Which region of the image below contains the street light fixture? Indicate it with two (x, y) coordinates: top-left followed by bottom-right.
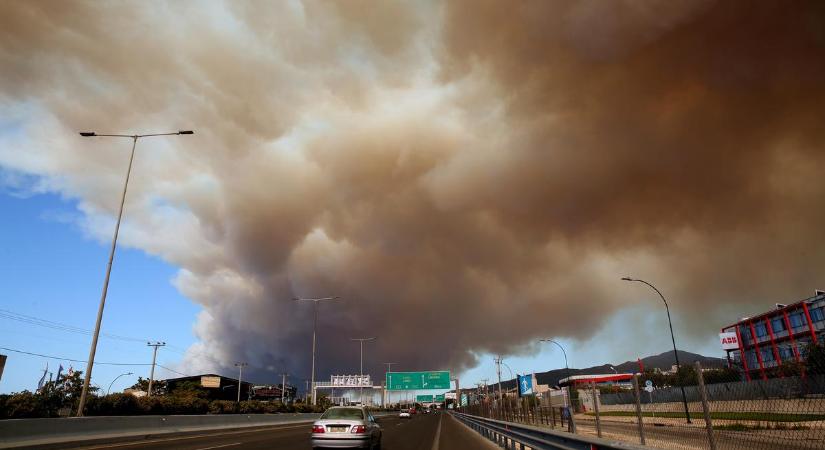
(621, 276), (691, 423)
(76, 130), (193, 416)
(539, 339), (570, 386)
(351, 337), (376, 406)
(106, 372), (133, 396)
(294, 296), (340, 405)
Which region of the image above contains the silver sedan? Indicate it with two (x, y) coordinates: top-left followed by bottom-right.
(311, 406), (382, 449)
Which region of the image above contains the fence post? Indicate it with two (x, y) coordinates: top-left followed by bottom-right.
(591, 381), (602, 438)
(567, 386), (581, 434)
(695, 361), (717, 450)
(632, 374), (646, 446)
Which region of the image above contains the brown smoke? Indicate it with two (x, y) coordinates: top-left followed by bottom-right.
(1, 0), (824, 381)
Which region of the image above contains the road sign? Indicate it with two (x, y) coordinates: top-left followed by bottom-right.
(417, 394), (434, 402)
(517, 374), (533, 396)
(386, 371), (450, 390)
(645, 380), (653, 387)
(460, 393), (468, 406)
(644, 385), (654, 393)
(435, 394), (445, 402)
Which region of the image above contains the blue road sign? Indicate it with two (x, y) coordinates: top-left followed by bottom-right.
(517, 374), (533, 396)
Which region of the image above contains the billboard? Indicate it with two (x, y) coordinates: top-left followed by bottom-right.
(460, 393), (468, 406)
(386, 371), (450, 390)
(719, 332), (740, 350)
(517, 374), (534, 396)
(201, 376), (221, 388)
(331, 375), (372, 387)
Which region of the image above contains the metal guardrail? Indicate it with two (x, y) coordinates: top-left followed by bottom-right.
(452, 412), (647, 450)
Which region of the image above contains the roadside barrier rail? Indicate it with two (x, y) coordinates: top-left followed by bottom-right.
(452, 411), (646, 450)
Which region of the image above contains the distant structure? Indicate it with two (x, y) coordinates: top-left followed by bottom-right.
(721, 291), (825, 380)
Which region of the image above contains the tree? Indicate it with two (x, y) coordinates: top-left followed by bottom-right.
(128, 377), (167, 396)
(806, 342), (825, 375)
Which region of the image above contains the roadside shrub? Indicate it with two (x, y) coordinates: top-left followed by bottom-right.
(87, 393), (142, 416)
(208, 400), (238, 414)
(0, 391), (51, 419)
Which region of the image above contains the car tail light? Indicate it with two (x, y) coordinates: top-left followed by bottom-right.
(312, 425), (325, 433)
(351, 425), (367, 434)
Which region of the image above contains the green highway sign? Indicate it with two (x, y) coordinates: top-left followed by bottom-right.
(435, 394), (445, 402)
(416, 394), (434, 402)
(386, 371), (451, 390)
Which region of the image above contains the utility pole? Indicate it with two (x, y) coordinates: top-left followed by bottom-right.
(146, 342), (166, 397)
(75, 130), (193, 416)
(294, 296), (340, 405)
(305, 379), (310, 402)
(281, 373), (288, 404)
(351, 337), (376, 405)
(495, 356), (503, 402)
(235, 362), (248, 403)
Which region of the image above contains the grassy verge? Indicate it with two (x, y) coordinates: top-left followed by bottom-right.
(586, 411), (825, 422)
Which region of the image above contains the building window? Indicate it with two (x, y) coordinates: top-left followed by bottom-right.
(778, 346), (795, 361)
(811, 307), (824, 322)
(790, 313), (805, 328)
(746, 350), (758, 367)
(760, 348), (774, 362)
(740, 326), (752, 341)
(755, 323), (768, 338)
(772, 317), (786, 332)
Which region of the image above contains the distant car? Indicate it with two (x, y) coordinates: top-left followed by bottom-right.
(399, 409), (411, 418)
(311, 406), (382, 449)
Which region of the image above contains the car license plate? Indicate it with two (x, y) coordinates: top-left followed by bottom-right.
(329, 426), (348, 433)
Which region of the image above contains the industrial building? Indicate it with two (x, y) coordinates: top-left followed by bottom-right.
(721, 291), (825, 380)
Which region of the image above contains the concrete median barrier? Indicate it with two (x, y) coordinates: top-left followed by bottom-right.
(0, 413), (323, 449)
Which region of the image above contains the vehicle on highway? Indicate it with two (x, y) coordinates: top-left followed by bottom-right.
(399, 409), (411, 418)
(311, 406), (382, 449)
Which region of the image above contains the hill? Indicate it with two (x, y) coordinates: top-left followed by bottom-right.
(491, 350), (725, 390)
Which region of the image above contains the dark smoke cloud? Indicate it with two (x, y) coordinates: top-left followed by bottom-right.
(1, 0), (824, 382)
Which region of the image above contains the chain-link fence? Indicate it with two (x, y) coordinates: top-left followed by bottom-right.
(459, 353), (825, 449)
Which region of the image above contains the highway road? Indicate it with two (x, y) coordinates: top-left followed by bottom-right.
(23, 412), (498, 450)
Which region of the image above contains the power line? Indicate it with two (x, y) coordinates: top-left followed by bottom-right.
(0, 309), (146, 343)
(156, 364), (192, 377)
(0, 346), (152, 366)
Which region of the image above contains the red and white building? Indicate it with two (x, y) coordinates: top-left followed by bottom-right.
(721, 291), (825, 380)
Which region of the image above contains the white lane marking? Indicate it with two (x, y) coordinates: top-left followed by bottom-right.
(431, 414), (442, 450)
(70, 424), (309, 449)
(194, 443), (242, 450)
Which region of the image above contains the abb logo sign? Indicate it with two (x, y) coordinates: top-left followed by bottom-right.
(719, 332), (739, 350)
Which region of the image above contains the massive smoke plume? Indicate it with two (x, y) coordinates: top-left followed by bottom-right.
(1, 0), (824, 382)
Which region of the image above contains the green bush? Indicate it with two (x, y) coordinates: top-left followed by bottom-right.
(208, 400), (238, 414)
(86, 393), (142, 416)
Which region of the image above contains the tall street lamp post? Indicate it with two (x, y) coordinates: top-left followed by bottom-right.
(294, 297), (339, 405)
(383, 362), (397, 407)
(106, 372), (133, 396)
(351, 337), (376, 405)
(622, 276), (691, 423)
(76, 130), (193, 416)
(235, 362), (248, 403)
(539, 339), (570, 384)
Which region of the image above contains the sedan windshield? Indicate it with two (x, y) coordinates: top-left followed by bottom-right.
(321, 408), (364, 420)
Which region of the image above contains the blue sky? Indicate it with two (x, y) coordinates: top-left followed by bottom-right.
(0, 189), (199, 394)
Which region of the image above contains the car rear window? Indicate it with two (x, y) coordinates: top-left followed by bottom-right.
(321, 408), (364, 420)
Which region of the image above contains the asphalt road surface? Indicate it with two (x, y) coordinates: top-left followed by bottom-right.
(35, 412), (498, 450)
